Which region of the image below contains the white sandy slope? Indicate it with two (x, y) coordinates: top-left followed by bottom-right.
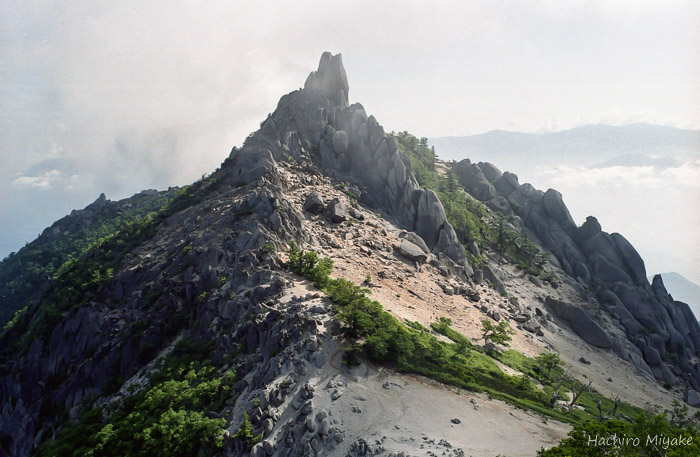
(272, 163), (689, 456)
(325, 364), (571, 457)
(277, 279), (570, 457)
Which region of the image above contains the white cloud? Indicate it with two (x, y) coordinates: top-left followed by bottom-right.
(12, 170), (63, 190)
(0, 0), (698, 269)
(543, 165), (660, 189)
(660, 159), (700, 187)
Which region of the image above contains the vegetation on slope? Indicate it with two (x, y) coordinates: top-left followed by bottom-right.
(286, 243), (691, 431)
(33, 336), (234, 457)
(0, 190), (176, 327)
(390, 132), (548, 275)
(538, 409), (700, 456)
(0, 174), (222, 360)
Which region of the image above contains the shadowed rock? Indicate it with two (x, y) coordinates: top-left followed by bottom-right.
(304, 192), (325, 214)
(399, 239), (429, 263)
(546, 297), (612, 349)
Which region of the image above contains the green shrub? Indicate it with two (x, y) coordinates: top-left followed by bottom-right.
(232, 412), (263, 447)
(34, 335), (234, 457)
(538, 415), (700, 456)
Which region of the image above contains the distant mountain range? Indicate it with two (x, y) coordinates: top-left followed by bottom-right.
(430, 123), (700, 167)
(654, 272), (700, 321)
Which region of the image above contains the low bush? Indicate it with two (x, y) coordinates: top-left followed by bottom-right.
(34, 335), (235, 457)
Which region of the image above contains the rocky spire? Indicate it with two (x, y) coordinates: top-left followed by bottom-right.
(224, 52), (469, 273)
(303, 52), (349, 107)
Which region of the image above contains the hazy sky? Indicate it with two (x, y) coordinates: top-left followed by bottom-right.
(1, 1), (698, 279)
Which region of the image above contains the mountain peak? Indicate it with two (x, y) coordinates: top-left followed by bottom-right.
(303, 52), (349, 106)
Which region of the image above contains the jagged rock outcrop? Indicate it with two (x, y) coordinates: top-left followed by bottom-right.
(231, 52), (469, 274)
(452, 159), (700, 390)
(1, 51), (698, 457)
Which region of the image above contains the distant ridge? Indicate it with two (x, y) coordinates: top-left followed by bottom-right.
(430, 123), (700, 165)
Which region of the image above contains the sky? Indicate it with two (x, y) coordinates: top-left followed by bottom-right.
(1, 1), (698, 280)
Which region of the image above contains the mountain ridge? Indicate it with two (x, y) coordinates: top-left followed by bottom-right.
(1, 52), (698, 457)
(430, 123), (700, 165)
(432, 122), (700, 141)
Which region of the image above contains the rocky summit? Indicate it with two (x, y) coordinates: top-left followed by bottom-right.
(0, 53), (698, 457)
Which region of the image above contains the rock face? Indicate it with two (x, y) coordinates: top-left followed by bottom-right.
(453, 159), (700, 390)
(234, 52), (469, 274)
(546, 298), (612, 349)
(1, 51), (699, 457)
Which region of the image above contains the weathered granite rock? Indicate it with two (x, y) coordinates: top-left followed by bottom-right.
(686, 390), (700, 408)
(644, 346), (662, 366)
(482, 265), (506, 295)
(542, 189), (577, 234)
(610, 233), (647, 286)
(415, 190), (448, 249)
(328, 198), (348, 223)
(576, 216), (602, 241)
(226, 148), (277, 187)
(303, 51), (349, 106)
(546, 298), (612, 349)
(399, 239), (429, 263)
(455, 161), (498, 201)
(331, 130), (349, 153)
(400, 231), (430, 254)
(303, 192), (325, 214)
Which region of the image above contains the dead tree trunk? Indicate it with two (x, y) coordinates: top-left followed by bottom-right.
(568, 380), (592, 411)
(549, 376), (566, 407)
(588, 387), (621, 422)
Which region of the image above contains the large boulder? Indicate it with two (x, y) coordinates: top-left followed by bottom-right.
(687, 390), (700, 407)
(611, 233), (647, 286)
(226, 148), (277, 187)
(479, 162), (503, 182)
(328, 198), (348, 223)
(576, 216), (602, 241)
(415, 190), (447, 249)
(398, 239), (429, 263)
(482, 265), (506, 295)
(331, 130), (349, 153)
(644, 346), (662, 366)
(493, 172), (519, 197)
(546, 298), (612, 349)
(303, 192), (325, 214)
(630, 352), (655, 380)
(455, 162), (497, 201)
(400, 231), (430, 254)
(542, 189), (577, 233)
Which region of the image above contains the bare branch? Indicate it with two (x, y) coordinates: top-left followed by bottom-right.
(568, 380), (592, 411)
(549, 376), (566, 407)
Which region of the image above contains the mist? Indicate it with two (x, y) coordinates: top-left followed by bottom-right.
(2, 1), (698, 281)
